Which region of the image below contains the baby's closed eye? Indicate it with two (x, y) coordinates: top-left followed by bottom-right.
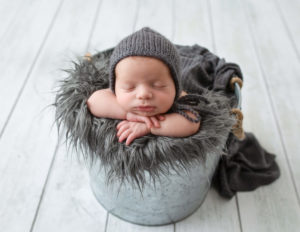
(152, 82), (166, 88)
(122, 84), (135, 91)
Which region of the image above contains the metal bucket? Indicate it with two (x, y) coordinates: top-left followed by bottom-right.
(89, 152), (220, 226)
(88, 83), (241, 226)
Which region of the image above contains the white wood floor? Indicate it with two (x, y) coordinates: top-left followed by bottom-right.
(1, 0), (300, 231)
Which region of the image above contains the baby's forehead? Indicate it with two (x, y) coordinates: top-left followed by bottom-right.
(115, 56), (172, 79)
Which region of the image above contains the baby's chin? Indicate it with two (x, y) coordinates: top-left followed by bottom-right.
(133, 111), (158, 117)
(131, 109), (166, 117)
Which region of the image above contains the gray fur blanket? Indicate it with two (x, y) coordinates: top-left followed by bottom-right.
(53, 44), (280, 198)
(53, 46), (236, 190)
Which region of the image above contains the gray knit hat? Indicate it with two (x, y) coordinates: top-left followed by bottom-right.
(109, 27), (181, 100)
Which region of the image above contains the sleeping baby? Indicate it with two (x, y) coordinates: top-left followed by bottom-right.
(87, 27), (201, 145)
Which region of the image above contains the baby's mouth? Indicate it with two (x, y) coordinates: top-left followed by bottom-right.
(135, 106), (156, 112)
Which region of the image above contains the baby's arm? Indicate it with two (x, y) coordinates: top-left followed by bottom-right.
(116, 111), (200, 145)
(87, 88), (162, 128)
(115, 90), (200, 144)
(87, 88), (127, 119)
(150, 111), (200, 137)
(150, 90), (200, 137)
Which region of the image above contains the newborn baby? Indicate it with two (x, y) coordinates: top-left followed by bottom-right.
(87, 27), (201, 145)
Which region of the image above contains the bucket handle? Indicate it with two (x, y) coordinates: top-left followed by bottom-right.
(230, 77), (245, 140)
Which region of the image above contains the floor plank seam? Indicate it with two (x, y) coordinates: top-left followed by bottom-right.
(171, 0), (176, 41)
(241, 0), (300, 208)
(85, 2), (109, 230)
(235, 195), (243, 232)
(104, 213), (109, 232)
(133, 0), (141, 32)
(0, 0), (24, 42)
(86, 0), (104, 52)
(29, 136), (61, 232)
(210, 1), (244, 230)
(0, 0), (65, 141)
(207, 0), (216, 53)
(273, 0), (300, 61)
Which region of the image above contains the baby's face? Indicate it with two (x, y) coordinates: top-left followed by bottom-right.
(115, 56), (176, 117)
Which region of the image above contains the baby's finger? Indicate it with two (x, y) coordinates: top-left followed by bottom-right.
(150, 116), (160, 128)
(141, 116), (152, 128)
(118, 129), (131, 142)
(117, 120), (128, 130)
(126, 133), (137, 146)
(117, 123), (130, 137)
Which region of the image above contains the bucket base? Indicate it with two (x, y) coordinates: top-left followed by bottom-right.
(89, 153), (220, 226)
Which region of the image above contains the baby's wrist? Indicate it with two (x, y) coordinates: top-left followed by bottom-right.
(149, 126), (159, 135)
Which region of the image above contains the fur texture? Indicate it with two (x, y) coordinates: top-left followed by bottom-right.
(53, 47), (236, 189)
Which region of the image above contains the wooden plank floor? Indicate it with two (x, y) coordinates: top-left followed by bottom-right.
(0, 0), (299, 231)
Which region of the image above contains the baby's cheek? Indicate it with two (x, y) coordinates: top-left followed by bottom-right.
(159, 92), (174, 105)
(117, 94), (132, 111)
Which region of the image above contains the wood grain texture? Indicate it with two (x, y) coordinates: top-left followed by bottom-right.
(107, 214), (174, 232)
(88, 0), (138, 52)
(0, 0), (23, 39)
(0, 0), (62, 131)
(274, 0), (300, 58)
(28, 0), (108, 231)
(0, 0), (300, 231)
(211, 0), (300, 231)
(173, 0), (213, 50)
(0, 1), (62, 231)
(32, 145), (107, 232)
(174, 1), (241, 231)
(135, 0), (173, 38)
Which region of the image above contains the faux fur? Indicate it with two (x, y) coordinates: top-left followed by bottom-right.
(53, 47), (236, 189)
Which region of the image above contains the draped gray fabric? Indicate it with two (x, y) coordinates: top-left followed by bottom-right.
(175, 44), (280, 198)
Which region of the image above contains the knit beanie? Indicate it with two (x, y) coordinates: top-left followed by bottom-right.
(109, 27), (181, 100)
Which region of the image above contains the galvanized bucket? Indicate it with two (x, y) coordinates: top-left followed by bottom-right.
(89, 152), (220, 226)
(88, 83), (241, 226)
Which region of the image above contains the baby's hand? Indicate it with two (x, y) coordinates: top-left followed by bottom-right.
(126, 112), (164, 129)
(116, 120), (151, 145)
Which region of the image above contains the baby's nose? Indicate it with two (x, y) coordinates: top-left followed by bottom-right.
(136, 86), (153, 99)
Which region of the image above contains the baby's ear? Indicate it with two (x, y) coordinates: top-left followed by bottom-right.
(180, 90), (188, 97)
